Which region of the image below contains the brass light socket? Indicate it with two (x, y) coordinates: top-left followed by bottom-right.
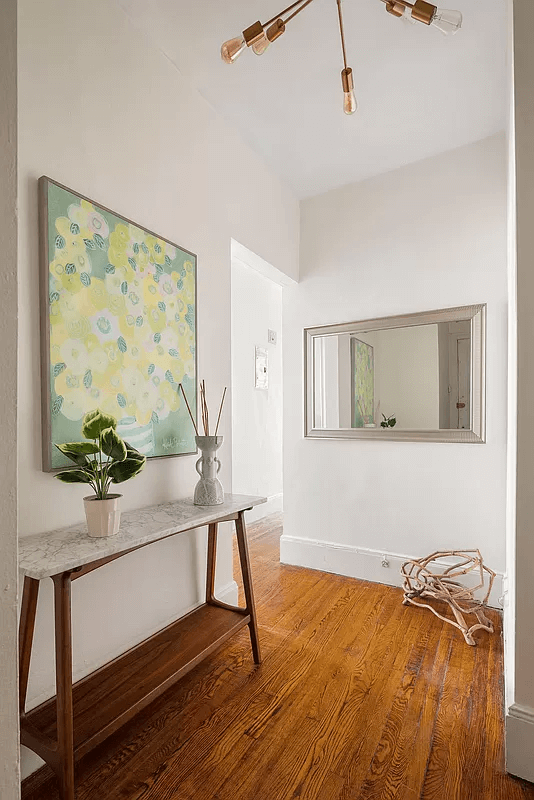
(243, 20), (265, 46)
(385, 1), (405, 17)
(267, 19), (286, 42)
(341, 67), (354, 93)
(411, 0), (436, 24)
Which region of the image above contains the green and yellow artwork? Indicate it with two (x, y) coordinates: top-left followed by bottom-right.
(40, 178), (197, 470)
(351, 337), (374, 428)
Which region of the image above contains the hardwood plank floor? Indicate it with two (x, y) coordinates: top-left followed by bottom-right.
(23, 514), (534, 800)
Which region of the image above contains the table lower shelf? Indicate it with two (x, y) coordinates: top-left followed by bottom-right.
(23, 603), (250, 760)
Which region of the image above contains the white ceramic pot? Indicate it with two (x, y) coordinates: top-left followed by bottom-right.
(83, 494), (122, 538)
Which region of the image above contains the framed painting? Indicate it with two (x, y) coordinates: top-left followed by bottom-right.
(39, 177), (197, 471)
(351, 337), (374, 428)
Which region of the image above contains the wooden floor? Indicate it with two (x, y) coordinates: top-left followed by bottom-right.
(24, 514), (534, 800)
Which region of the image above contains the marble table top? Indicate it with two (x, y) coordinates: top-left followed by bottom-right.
(19, 494), (266, 580)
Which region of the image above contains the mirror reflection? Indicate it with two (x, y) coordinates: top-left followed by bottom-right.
(313, 321), (471, 431)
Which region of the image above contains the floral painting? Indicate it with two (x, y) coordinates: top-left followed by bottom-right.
(40, 178), (197, 470)
(351, 337), (374, 428)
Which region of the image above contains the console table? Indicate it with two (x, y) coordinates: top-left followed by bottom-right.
(18, 494), (266, 800)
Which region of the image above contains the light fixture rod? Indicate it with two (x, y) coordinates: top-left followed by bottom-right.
(264, 0), (309, 27)
(336, 0), (349, 70)
(284, 0), (316, 25)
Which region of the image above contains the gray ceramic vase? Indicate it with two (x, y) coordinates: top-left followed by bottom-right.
(193, 436), (224, 505)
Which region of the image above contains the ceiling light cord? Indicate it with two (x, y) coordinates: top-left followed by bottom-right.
(336, 0), (349, 71)
(336, 0), (357, 114)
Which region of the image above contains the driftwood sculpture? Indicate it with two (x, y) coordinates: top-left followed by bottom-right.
(400, 550), (496, 646)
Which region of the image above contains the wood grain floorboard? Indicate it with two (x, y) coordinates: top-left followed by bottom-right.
(22, 513), (534, 800)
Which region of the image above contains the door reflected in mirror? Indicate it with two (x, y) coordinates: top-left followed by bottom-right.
(313, 321), (471, 432)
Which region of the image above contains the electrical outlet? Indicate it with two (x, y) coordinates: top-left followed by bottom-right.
(268, 329), (277, 345)
(381, 556), (390, 568)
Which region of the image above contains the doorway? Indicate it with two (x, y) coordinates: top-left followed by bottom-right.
(230, 240), (284, 523)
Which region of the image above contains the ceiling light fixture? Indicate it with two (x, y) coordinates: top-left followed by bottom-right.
(384, 0), (462, 33)
(221, 0), (462, 114)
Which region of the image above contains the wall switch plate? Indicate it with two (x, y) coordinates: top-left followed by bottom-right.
(255, 347), (268, 389)
(268, 329), (277, 345)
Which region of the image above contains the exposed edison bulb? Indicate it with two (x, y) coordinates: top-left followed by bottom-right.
(252, 32), (270, 55)
(341, 68), (357, 115)
(221, 36), (246, 64)
(343, 90), (357, 115)
(430, 7), (463, 34)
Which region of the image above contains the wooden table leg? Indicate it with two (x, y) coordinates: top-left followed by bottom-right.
(206, 523), (218, 604)
(52, 572), (75, 800)
(19, 576), (40, 715)
(235, 511), (261, 665)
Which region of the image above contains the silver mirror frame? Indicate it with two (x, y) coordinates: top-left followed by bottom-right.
(304, 304), (486, 443)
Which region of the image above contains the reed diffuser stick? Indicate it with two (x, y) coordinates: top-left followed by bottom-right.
(179, 384), (199, 436)
(205, 382), (210, 435)
(214, 387), (227, 436)
(200, 380), (210, 435)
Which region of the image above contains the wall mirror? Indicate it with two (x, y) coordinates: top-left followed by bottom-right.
(305, 304), (486, 443)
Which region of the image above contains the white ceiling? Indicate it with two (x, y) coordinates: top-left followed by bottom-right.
(118, 0), (507, 198)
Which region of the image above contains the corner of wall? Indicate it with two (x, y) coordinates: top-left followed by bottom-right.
(0, 0), (19, 796)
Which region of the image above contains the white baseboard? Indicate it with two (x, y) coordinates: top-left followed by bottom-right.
(280, 535), (504, 609)
(217, 579), (239, 606)
(506, 704), (534, 783)
(245, 493), (283, 524)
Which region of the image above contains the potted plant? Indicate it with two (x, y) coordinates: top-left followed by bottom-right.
(54, 409), (146, 538)
(380, 413), (397, 429)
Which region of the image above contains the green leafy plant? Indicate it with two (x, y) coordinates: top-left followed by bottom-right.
(54, 409), (146, 499)
(380, 413), (397, 429)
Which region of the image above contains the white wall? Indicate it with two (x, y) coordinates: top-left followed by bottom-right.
(505, 0), (534, 782)
(282, 135), (507, 601)
(0, 0), (20, 796)
(18, 0), (298, 778)
(231, 256), (283, 522)
(376, 326), (439, 430)
(359, 326), (440, 430)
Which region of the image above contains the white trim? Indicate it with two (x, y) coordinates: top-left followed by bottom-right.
(215, 579), (239, 606)
(244, 494), (283, 523)
(508, 703), (534, 725)
(506, 704), (534, 783)
(280, 534), (504, 609)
